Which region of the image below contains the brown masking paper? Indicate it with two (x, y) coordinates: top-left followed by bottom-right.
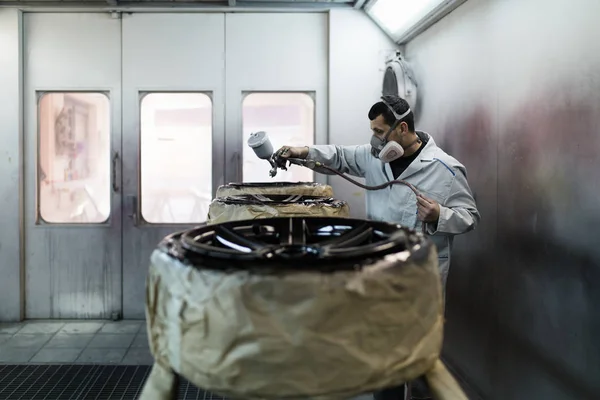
(143, 242), (446, 400)
(207, 197), (350, 225)
(216, 182), (334, 198)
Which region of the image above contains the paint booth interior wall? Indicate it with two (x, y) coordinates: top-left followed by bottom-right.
(0, 9), (22, 321)
(404, 0), (600, 398)
(328, 9), (398, 218)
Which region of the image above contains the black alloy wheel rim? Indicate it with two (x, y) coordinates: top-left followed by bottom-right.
(159, 217), (430, 272)
(223, 182), (318, 188)
(214, 194), (343, 206)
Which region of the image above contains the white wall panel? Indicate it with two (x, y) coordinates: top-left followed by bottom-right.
(328, 9), (398, 218)
(0, 9), (22, 321)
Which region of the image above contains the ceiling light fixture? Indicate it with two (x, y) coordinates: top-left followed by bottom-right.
(365, 0), (466, 43)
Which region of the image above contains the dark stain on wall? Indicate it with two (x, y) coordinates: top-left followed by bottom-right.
(438, 88), (600, 398)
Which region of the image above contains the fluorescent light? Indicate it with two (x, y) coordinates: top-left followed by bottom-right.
(367, 0), (448, 39)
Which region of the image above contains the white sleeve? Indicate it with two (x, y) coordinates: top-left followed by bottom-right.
(427, 165), (481, 235)
(307, 144), (370, 178)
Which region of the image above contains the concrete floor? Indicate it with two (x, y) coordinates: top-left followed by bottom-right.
(0, 320), (152, 364)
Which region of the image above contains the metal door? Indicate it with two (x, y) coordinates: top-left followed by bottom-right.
(121, 13), (226, 319)
(23, 13), (123, 318)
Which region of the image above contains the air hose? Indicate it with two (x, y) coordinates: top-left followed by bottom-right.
(283, 158), (428, 234)
(287, 158), (421, 195)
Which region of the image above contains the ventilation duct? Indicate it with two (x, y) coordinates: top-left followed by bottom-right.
(383, 51), (419, 116)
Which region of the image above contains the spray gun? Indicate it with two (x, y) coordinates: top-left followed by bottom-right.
(246, 131), (316, 177)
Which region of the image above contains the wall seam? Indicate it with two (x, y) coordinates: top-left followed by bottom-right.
(119, 11), (124, 320)
(325, 10), (332, 188)
(18, 9), (26, 321)
(223, 13), (228, 185)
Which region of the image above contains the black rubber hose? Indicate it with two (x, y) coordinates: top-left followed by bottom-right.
(281, 158), (427, 234)
(280, 157), (421, 195)
(316, 163), (421, 195)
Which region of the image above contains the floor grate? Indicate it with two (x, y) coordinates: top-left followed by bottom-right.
(0, 365), (226, 400)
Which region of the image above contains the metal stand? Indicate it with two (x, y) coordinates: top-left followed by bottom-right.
(139, 362), (180, 400)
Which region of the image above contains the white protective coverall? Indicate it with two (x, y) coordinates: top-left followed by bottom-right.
(307, 131), (480, 289)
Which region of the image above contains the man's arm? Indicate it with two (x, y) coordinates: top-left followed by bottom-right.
(426, 166), (481, 235)
(307, 144), (370, 178)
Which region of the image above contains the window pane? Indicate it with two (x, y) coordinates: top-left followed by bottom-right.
(38, 92), (111, 224)
(242, 93), (315, 182)
(140, 93), (212, 224)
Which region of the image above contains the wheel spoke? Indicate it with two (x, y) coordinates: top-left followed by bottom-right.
(276, 218), (309, 246)
(320, 223), (373, 249)
(293, 218), (308, 245)
(214, 225), (264, 252)
(278, 218), (291, 245)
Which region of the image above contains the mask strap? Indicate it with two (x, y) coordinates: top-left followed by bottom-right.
(381, 98), (412, 121)
(380, 98), (412, 140)
(404, 136), (421, 149)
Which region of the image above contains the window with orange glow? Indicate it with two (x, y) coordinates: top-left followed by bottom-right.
(38, 92), (111, 224)
(140, 92), (213, 224)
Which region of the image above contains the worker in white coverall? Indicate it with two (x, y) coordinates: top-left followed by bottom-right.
(275, 95), (481, 400)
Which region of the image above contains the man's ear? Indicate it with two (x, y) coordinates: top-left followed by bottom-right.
(398, 121), (408, 134)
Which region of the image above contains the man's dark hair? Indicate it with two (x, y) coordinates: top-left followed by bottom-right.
(368, 95), (415, 131)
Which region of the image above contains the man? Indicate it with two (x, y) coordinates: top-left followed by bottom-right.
(275, 95), (481, 400)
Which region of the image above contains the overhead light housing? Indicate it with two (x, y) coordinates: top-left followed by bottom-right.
(365, 0), (468, 44)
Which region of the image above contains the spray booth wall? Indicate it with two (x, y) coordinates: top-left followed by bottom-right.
(404, 0), (600, 398)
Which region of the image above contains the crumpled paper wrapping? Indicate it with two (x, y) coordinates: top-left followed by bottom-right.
(143, 241), (445, 400)
(216, 182), (334, 198)
(207, 195), (350, 225)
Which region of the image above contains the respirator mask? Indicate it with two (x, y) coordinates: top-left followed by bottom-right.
(370, 99), (415, 163)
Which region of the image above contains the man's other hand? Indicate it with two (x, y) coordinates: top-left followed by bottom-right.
(417, 194), (440, 223)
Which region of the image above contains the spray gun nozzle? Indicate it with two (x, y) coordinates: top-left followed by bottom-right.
(268, 156), (286, 177)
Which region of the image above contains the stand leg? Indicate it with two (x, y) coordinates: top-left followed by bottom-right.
(424, 360), (468, 400)
(139, 362), (180, 400)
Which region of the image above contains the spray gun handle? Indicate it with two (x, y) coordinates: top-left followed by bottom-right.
(287, 158), (319, 170)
